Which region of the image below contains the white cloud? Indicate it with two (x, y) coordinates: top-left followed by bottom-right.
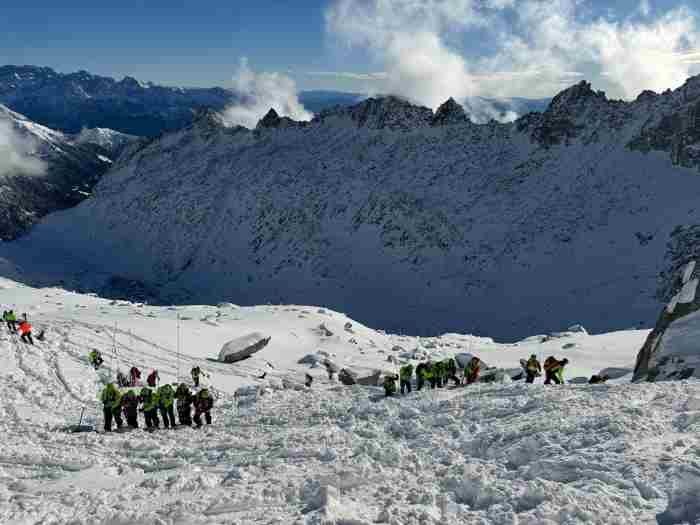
(306, 71), (389, 81)
(0, 119), (46, 177)
(222, 59), (313, 129)
(325, 0), (700, 105)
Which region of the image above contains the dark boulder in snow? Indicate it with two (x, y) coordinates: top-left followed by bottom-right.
(218, 332), (271, 363)
(634, 260), (700, 381)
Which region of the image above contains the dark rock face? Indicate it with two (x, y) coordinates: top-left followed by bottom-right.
(316, 96), (434, 130)
(432, 98), (468, 126)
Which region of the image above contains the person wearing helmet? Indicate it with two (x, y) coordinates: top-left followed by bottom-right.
(88, 350), (104, 370)
(525, 355), (542, 384)
(121, 389), (139, 428)
(191, 366), (202, 387)
(5, 310), (17, 332)
(140, 386), (160, 429)
(175, 383), (193, 426)
(445, 358), (460, 386)
(399, 364), (414, 395)
(157, 383), (177, 428)
(383, 373), (398, 397)
(129, 366), (141, 387)
(100, 383), (123, 432)
(544, 357), (568, 385)
(193, 389), (214, 427)
(147, 369), (159, 388)
(415, 362), (429, 391)
(17, 316), (34, 345)
(464, 357), (481, 385)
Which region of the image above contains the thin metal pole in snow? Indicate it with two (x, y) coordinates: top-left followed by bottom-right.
(113, 321), (119, 378)
(176, 314), (181, 382)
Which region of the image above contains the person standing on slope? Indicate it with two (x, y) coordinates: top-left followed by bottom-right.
(193, 388), (214, 427)
(525, 355), (542, 384)
(100, 383), (123, 432)
(17, 316), (34, 345)
(139, 386), (160, 429)
(175, 383), (193, 426)
(121, 389), (139, 429)
(383, 373), (398, 397)
(88, 349), (104, 370)
(129, 366), (141, 387)
(5, 310), (17, 332)
(157, 384), (177, 428)
(544, 357), (568, 385)
(445, 358), (460, 386)
(464, 357), (481, 385)
(415, 362), (428, 391)
(147, 369), (159, 388)
(190, 366), (201, 387)
(399, 363), (414, 395)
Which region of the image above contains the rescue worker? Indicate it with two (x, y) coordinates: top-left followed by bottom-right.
(116, 371), (129, 388)
(191, 366), (201, 387)
(435, 361), (446, 388)
(445, 358), (460, 386)
(121, 389), (139, 428)
(589, 374), (610, 384)
(88, 349), (104, 370)
(17, 316), (33, 345)
(415, 362), (429, 391)
(129, 366), (141, 386)
(427, 361), (438, 389)
(100, 383), (123, 432)
(5, 310), (17, 332)
(464, 357), (481, 385)
(525, 354), (542, 384)
(193, 388), (214, 427)
(544, 357), (568, 385)
(304, 373), (313, 388)
(157, 383), (176, 428)
(175, 383), (193, 426)
(140, 386), (160, 429)
(147, 369), (159, 387)
(383, 373), (398, 397)
(399, 363), (414, 395)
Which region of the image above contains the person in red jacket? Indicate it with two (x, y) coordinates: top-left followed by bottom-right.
(18, 315), (33, 345)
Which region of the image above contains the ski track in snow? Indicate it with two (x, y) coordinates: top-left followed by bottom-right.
(0, 278), (698, 524)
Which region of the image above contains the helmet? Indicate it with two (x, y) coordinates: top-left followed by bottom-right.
(530, 354), (536, 359)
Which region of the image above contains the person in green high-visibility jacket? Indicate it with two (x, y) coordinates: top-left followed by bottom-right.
(383, 373), (398, 397)
(434, 361), (445, 388)
(426, 361), (438, 389)
(445, 358), (460, 386)
(399, 364), (414, 395)
(140, 386), (160, 429)
(415, 362), (429, 391)
(100, 383), (123, 432)
(157, 384), (176, 428)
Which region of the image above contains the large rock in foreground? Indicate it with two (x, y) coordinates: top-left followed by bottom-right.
(634, 260), (700, 381)
(219, 332), (271, 363)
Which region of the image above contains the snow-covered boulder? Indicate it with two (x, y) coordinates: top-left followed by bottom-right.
(598, 367), (632, 380)
(634, 260), (700, 381)
(218, 332), (271, 363)
(455, 353), (489, 369)
(338, 368), (357, 385)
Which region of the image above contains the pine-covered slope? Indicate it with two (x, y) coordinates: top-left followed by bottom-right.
(13, 77), (700, 338)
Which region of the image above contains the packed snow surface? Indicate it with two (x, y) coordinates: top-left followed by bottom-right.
(1, 277), (698, 524)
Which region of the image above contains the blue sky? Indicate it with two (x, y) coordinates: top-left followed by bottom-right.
(1, 0), (699, 100)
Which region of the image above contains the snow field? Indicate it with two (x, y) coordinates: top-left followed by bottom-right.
(1, 277), (697, 523)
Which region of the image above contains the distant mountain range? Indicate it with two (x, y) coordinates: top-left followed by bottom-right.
(0, 65), (550, 137)
(13, 75), (700, 339)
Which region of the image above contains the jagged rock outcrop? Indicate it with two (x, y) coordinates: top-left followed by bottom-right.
(634, 260), (700, 381)
(432, 98), (469, 126)
(12, 75), (700, 339)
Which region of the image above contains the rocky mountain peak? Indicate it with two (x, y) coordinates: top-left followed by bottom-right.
(432, 97), (468, 126)
(316, 96), (433, 131)
(546, 81), (606, 116)
(255, 108), (303, 130)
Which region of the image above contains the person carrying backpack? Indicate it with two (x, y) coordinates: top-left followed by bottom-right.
(147, 369), (159, 387)
(175, 383), (193, 426)
(88, 350), (104, 370)
(399, 364), (414, 395)
(121, 389), (139, 428)
(464, 357), (481, 385)
(140, 387), (160, 429)
(157, 384), (176, 428)
(525, 355), (542, 384)
(17, 316), (34, 345)
(415, 362), (429, 391)
(100, 383), (123, 432)
(383, 373), (398, 397)
(193, 388), (214, 427)
(5, 310), (17, 332)
(129, 366), (141, 387)
(191, 366), (201, 387)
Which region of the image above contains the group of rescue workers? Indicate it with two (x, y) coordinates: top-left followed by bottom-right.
(3, 311), (40, 345)
(91, 353), (214, 432)
(382, 354), (609, 396)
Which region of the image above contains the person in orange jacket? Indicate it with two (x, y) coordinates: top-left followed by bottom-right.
(17, 315), (34, 345)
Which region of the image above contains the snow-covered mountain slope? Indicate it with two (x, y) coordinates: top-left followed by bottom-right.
(0, 105), (111, 240)
(3, 277), (700, 524)
(72, 127), (138, 158)
(9, 77), (700, 339)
